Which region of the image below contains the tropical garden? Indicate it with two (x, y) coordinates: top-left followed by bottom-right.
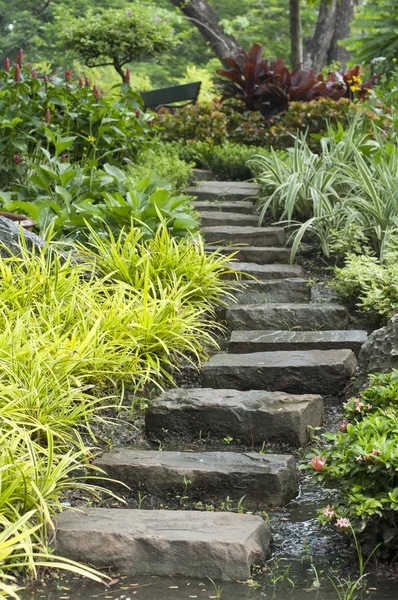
(1, 0), (398, 598)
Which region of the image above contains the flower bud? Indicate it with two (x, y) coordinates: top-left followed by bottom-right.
(125, 68), (131, 84)
(45, 108), (51, 124)
(93, 84), (100, 100)
(44, 75), (49, 83)
(16, 49), (23, 66)
(15, 64), (21, 82)
(5, 57), (10, 72)
(136, 109), (141, 118)
(32, 68), (37, 78)
(65, 70), (72, 82)
(79, 77), (84, 87)
(14, 154), (21, 165)
(61, 154), (67, 163)
(85, 76), (90, 87)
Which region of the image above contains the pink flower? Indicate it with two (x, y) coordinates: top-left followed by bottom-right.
(355, 455), (363, 462)
(93, 84), (100, 101)
(16, 49), (23, 66)
(125, 68), (131, 84)
(367, 404), (373, 410)
(32, 68), (37, 78)
(337, 419), (349, 433)
(85, 76), (90, 87)
(335, 518), (350, 530)
(79, 77), (83, 87)
(311, 456), (326, 471)
(44, 75), (49, 83)
(355, 399), (364, 412)
(45, 108), (51, 124)
(15, 64), (21, 82)
(372, 448), (381, 456)
(14, 154), (21, 165)
(323, 505), (336, 518)
(5, 57), (10, 72)
(65, 70), (72, 82)
(155, 16), (161, 22)
(60, 154), (67, 163)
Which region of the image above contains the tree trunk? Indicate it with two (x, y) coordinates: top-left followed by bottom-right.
(303, 0), (337, 72)
(327, 0), (355, 69)
(168, 0), (240, 64)
(289, 0), (303, 68)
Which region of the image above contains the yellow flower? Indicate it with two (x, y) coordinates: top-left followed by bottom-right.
(156, 187), (164, 191)
(88, 135), (96, 143)
(350, 85), (361, 93)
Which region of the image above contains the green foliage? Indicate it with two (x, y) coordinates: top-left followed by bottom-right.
(157, 102), (231, 145)
(129, 144), (194, 194)
(61, 5), (180, 78)
(310, 371), (398, 552)
(333, 253), (398, 322)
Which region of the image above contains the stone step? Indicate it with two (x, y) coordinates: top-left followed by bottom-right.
(206, 246), (290, 264)
(203, 226), (285, 247)
(95, 449), (298, 508)
(55, 509), (271, 581)
(226, 303), (350, 330)
(192, 168), (215, 181)
(200, 349), (357, 395)
(187, 180), (260, 201)
(230, 279), (311, 304)
(199, 211), (258, 227)
(229, 329), (367, 355)
(145, 388), (323, 447)
(223, 262), (303, 280)
(193, 200), (255, 214)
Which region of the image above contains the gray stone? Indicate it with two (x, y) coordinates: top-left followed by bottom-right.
(55, 509), (271, 580)
(355, 316), (398, 390)
(199, 211), (258, 227)
(193, 200), (255, 214)
(0, 216), (46, 258)
(95, 449), (297, 507)
(223, 262), (303, 280)
(203, 226), (285, 247)
(145, 388), (323, 447)
(200, 350), (357, 395)
(206, 245), (290, 264)
(230, 279), (311, 304)
(229, 329), (367, 354)
(187, 181), (260, 201)
(192, 168), (215, 181)
(226, 303), (350, 330)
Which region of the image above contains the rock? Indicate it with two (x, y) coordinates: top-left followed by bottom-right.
(222, 262), (303, 280)
(193, 200), (255, 214)
(55, 509), (271, 580)
(226, 303), (350, 330)
(187, 181), (260, 201)
(95, 449), (298, 507)
(145, 388), (323, 447)
(230, 279), (311, 304)
(229, 329), (367, 354)
(203, 226), (285, 247)
(199, 211), (258, 227)
(0, 216), (46, 258)
(355, 316), (398, 390)
(200, 350), (357, 395)
(205, 245), (290, 264)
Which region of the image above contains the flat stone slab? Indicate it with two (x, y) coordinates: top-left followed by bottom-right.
(203, 226), (285, 247)
(226, 303), (350, 330)
(206, 246), (290, 264)
(229, 329), (367, 354)
(193, 200), (255, 214)
(192, 168), (214, 181)
(55, 509), (271, 581)
(199, 211), (258, 227)
(223, 262), (303, 280)
(231, 279), (311, 304)
(95, 449), (298, 507)
(146, 388), (323, 447)
(200, 349), (357, 395)
(187, 181), (260, 201)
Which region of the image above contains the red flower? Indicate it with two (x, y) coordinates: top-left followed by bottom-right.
(44, 75), (49, 83)
(16, 49), (23, 66)
(5, 58), (10, 72)
(60, 154), (67, 163)
(311, 456), (326, 471)
(45, 108), (51, 124)
(85, 77), (90, 87)
(79, 77), (83, 87)
(125, 68), (131, 84)
(65, 70), (72, 82)
(14, 155), (21, 165)
(32, 68), (37, 78)
(93, 84), (100, 101)
(15, 64), (21, 82)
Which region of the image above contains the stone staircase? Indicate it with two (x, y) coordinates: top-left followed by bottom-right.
(54, 178), (367, 582)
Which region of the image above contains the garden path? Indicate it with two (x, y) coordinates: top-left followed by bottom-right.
(54, 174), (368, 581)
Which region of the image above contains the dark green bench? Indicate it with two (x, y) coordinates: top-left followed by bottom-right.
(141, 81), (201, 112)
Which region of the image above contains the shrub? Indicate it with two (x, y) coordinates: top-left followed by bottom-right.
(309, 371), (398, 553)
(61, 5), (179, 81)
(156, 102), (230, 145)
(129, 144), (194, 194)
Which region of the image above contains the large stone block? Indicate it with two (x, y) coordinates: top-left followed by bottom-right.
(226, 303), (350, 330)
(187, 180), (260, 201)
(229, 329), (367, 354)
(199, 211), (258, 227)
(206, 245), (290, 264)
(223, 262), (303, 280)
(55, 509), (271, 580)
(95, 449), (297, 507)
(193, 200), (255, 214)
(200, 350), (357, 395)
(145, 388), (323, 447)
(202, 226), (285, 247)
(230, 279), (311, 304)
(355, 316), (398, 390)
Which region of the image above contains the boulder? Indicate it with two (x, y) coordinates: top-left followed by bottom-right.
(0, 216), (46, 258)
(355, 316), (398, 390)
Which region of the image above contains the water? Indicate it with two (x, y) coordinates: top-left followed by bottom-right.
(19, 477), (398, 600)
